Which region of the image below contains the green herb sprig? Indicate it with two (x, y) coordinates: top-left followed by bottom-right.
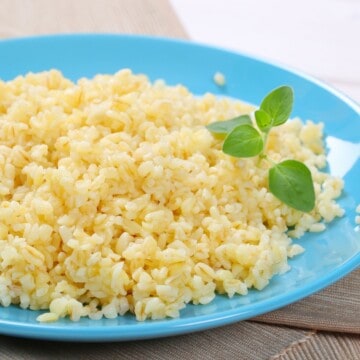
(206, 86), (315, 212)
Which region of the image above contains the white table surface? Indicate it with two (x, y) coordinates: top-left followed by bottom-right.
(170, 0), (360, 102)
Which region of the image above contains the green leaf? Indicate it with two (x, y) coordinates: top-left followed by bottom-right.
(206, 115), (252, 137)
(222, 124), (264, 158)
(260, 86), (294, 126)
(255, 109), (273, 132)
(269, 160), (315, 212)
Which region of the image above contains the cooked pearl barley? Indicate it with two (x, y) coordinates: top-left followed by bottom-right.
(213, 72), (226, 86)
(0, 69), (343, 322)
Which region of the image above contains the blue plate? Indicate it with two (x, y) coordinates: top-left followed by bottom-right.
(0, 34), (359, 341)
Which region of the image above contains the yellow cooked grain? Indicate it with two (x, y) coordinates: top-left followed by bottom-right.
(0, 69), (344, 322)
(213, 72), (226, 86)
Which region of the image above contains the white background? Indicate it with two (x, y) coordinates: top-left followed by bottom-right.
(170, 0), (360, 102)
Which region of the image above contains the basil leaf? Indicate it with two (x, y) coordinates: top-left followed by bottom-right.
(255, 109), (273, 132)
(206, 115), (252, 136)
(260, 86), (294, 126)
(269, 160), (315, 212)
(222, 124), (263, 158)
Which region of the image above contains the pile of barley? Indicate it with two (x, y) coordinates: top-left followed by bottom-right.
(0, 70), (344, 322)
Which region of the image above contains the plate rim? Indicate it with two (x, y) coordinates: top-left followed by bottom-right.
(0, 33), (359, 341)
(1, 32), (359, 110)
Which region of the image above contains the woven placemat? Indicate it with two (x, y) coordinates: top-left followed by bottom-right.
(0, 0), (187, 38)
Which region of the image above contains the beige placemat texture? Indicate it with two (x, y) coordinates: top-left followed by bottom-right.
(0, 0), (359, 359)
(0, 324), (358, 360)
(0, 0), (187, 38)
